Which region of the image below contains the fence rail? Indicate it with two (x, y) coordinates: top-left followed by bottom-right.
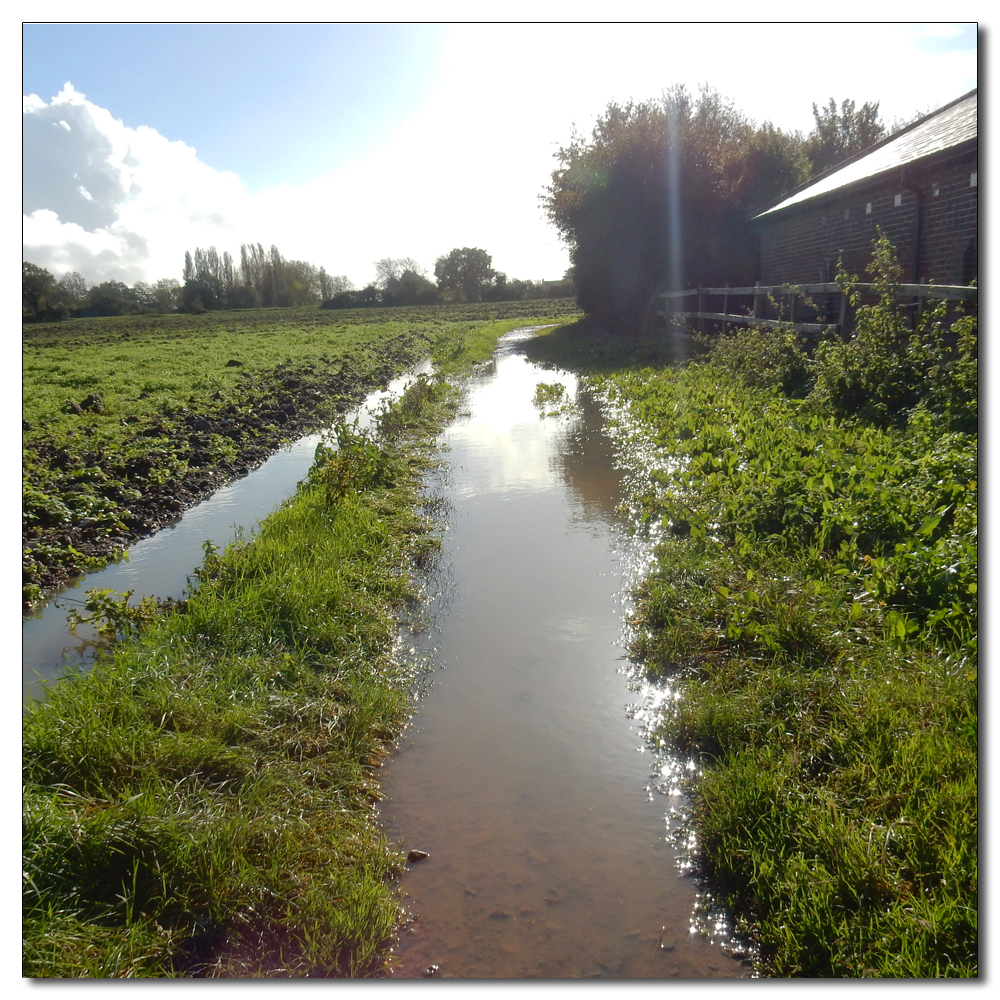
(658, 282), (977, 338)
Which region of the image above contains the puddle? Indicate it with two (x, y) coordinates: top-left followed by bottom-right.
(21, 361), (433, 704)
(378, 329), (744, 979)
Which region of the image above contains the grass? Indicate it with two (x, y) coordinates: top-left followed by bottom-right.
(22, 301), (580, 606)
(584, 333), (976, 975)
(23, 307), (581, 977)
(23, 379), (457, 976)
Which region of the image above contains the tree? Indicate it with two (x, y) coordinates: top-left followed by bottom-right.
(384, 269), (439, 306)
(151, 278), (181, 313)
(284, 259), (320, 306)
(54, 271), (88, 314)
(374, 257), (425, 289)
(23, 262), (57, 321)
(129, 281), (156, 311)
(318, 270), (354, 301)
(805, 98), (885, 175)
(88, 281), (138, 317)
(434, 247), (497, 302)
(543, 85), (809, 332)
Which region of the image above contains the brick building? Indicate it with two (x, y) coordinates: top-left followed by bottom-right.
(756, 90), (977, 288)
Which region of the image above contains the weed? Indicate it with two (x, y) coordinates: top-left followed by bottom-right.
(586, 238), (976, 977)
(22, 342), (481, 978)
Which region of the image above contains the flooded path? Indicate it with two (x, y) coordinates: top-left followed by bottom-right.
(22, 362), (432, 704)
(378, 329), (743, 979)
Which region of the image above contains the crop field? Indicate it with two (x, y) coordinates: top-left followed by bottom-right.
(22, 300), (580, 606)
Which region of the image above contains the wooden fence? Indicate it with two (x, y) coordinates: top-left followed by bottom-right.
(658, 282), (977, 340)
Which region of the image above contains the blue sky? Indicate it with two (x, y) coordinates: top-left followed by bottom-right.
(22, 23), (446, 192)
(22, 20), (979, 290)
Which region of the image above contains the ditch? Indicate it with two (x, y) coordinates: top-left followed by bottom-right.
(378, 328), (744, 978)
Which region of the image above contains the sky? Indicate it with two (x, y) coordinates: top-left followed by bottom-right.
(21, 20), (979, 291)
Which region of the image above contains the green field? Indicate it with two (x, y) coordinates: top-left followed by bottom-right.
(22, 300), (580, 606)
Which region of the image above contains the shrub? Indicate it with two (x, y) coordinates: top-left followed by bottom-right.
(810, 234), (977, 429)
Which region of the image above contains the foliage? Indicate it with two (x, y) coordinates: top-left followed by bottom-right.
(23, 261), (59, 321)
(381, 269), (439, 307)
(810, 234), (978, 431)
(433, 247), (498, 303)
(700, 322), (812, 398)
(589, 245), (977, 974)
(66, 588), (177, 639)
(805, 97), (886, 175)
(531, 381), (577, 418)
(544, 85), (810, 333)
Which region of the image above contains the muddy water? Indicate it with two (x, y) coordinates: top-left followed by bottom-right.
(22, 362), (433, 704)
(378, 329), (743, 980)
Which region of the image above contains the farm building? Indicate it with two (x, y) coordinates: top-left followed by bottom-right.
(755, 90), (978, 288)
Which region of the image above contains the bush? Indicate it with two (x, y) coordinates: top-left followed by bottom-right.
(702, 322), (812, 398)
(810, 235), (977, 429)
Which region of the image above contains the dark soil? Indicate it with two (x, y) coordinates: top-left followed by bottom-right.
(23, 336), (425, 610)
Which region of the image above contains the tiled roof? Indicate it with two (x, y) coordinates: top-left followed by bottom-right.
(756, 90), (977, 218)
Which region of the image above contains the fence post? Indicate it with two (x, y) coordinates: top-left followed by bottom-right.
(722, 284), (729, 335)
(752, 282), (762, 321)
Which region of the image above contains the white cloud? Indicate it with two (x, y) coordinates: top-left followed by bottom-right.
(23, 84), (254, 285)
(21, 24), (976, 290)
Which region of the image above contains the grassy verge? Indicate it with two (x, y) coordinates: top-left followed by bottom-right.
(529, 244), (977, 977)
(22, 302), (579, 607)
(23, 313), (577, 977)
(23, 375), (454, 976)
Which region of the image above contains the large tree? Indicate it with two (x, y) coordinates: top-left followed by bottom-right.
(434, 247), (497, 302)
(373, 257), (424, 288)
(543, 85), (809, 333)
(54, 271), (88, 314)
(805, 98), (885, 175)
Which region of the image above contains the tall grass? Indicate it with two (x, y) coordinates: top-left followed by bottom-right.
(23, 378), (462, 977)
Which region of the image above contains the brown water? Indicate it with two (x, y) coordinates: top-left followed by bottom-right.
(378, 330), (745, 980)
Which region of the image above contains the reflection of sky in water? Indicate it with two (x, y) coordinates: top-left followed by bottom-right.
(23, 361), (433, 703)
(446, 353), (578, 500)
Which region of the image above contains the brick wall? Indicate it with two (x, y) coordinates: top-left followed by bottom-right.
(759, 144), (978, 286)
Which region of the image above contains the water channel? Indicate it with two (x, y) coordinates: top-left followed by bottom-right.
(22, 362), (432, 704)
(21, 328), (745, 979)
(378, 329), (744, 979)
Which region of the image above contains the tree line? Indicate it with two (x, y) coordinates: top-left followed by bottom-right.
(23, 243), (573, 323)
(543, 86), (897, 332)
(23, 88), (899, 327)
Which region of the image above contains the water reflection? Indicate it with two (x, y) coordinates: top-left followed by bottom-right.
(378, 331), (744, 979)
(22, 362), (433, 704)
